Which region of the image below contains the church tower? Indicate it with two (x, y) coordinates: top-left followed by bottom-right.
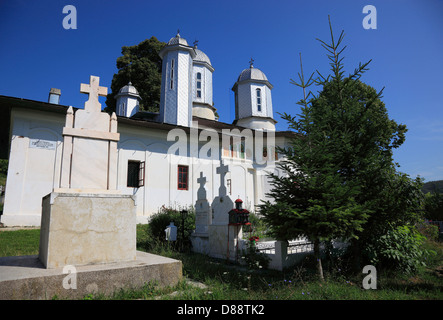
(192, 42), (216, 120)
(159, 31), (196, 127)
(115, 82), (142, 118)
(232, 60), (276, 131)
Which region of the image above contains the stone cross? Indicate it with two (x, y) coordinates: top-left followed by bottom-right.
(80, 75), (108, 112)
(197, 172), (207, 200)
(197, 172), (206, 188)
(216, 162), (229, 196)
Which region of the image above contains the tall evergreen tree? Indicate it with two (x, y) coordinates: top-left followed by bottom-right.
(105, 36), (165, 114)
(259, 17), (421, 278)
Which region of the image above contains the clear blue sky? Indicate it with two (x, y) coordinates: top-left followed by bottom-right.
(1, 0), (442, 182)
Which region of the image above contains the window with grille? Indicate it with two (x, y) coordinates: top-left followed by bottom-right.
(127, 161), (145, 188)
(177, 165), (188, 190)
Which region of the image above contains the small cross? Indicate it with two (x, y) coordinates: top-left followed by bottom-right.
(193, 40), (199, 48)
(249, 57), (254, 68)
(80, 75), (108, 112)
(197, 172), (206, 188)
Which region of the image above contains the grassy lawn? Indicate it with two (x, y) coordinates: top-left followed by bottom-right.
(1, 226), (442, 300)
(0, 228), (40, 257)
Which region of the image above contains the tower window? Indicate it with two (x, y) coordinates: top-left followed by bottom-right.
(119, 102), (126, 116)
(170, 59), (175, 90)
(178, 165), (189, 190)
(196, 72), (202, 98)
(256, 88), (262, 112)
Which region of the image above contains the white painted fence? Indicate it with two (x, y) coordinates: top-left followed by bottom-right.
(245, 237), (349, 271)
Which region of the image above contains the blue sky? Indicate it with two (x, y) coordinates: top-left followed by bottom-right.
(1, 0), (442, 182)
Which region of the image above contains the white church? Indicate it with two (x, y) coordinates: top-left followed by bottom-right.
(0, 32), (292, 227)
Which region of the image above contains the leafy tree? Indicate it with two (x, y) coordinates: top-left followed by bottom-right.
(423, 191), (443, 221)
(259, 17), (422, 279)
(104, 36), (165, 114)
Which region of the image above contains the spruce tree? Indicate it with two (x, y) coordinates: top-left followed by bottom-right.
(259, 17), (420, 279)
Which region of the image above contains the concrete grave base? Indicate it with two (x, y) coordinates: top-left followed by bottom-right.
(39, 192), (137, 269)
(0, 251), (182, 300)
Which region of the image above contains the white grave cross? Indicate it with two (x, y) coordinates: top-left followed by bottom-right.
(197, 172), (207, 200)
(80, 75), (108, 112)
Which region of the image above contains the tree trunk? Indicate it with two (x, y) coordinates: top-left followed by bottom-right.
(314, 239), (324, 281)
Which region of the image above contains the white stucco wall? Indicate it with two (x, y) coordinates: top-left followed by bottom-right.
(2, 108), (63, 226)
(1, 106), (286, 226)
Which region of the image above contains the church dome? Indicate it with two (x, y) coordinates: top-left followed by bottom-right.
(193, 48), (212, 66)
(237, 66), (268, 82)
(167, 31), (189, 46)
(117, 82), (140, 97)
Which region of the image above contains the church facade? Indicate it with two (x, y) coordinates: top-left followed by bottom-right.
(0, 32), (292, 226)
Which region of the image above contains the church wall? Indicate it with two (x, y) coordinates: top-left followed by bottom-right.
(116, 123), (270, 223)
(1, 107), (288, 226)
(159, 53), (178, 124)
(265, 86), (273, 118)
(235, 117), (276, 131)
(117, 95), (139, 118)
(2, 108), (63, 226)
(177, 51), (193, 127)
(250, 83), (268, 118)
(204, 66), (213, 106)
(236, 82), (271, 119)
(192, 64), (213, 106)
(236, 82), (252, 119)
(193, 64), (205, 103)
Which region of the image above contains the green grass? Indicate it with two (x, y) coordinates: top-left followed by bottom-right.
(1, 226), (442, 300)
(0, 228), (40, 256)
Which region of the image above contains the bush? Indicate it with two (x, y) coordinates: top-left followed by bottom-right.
(143, 205), (195, 252)
(364, 224), (436, 274)
(240, 237), (270, 270)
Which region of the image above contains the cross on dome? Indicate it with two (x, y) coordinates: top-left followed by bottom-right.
(249, 57), (254, 68)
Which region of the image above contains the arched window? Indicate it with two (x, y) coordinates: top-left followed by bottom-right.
(196, 72), (202, 98)
(256, 88), (262, 112)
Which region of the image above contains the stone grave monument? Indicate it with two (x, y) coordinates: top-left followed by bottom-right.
(0, 76), (182, 299)
(207, 162), (242, 261)
(190, 172), (211, 254)
(39, 75), (136, 269)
